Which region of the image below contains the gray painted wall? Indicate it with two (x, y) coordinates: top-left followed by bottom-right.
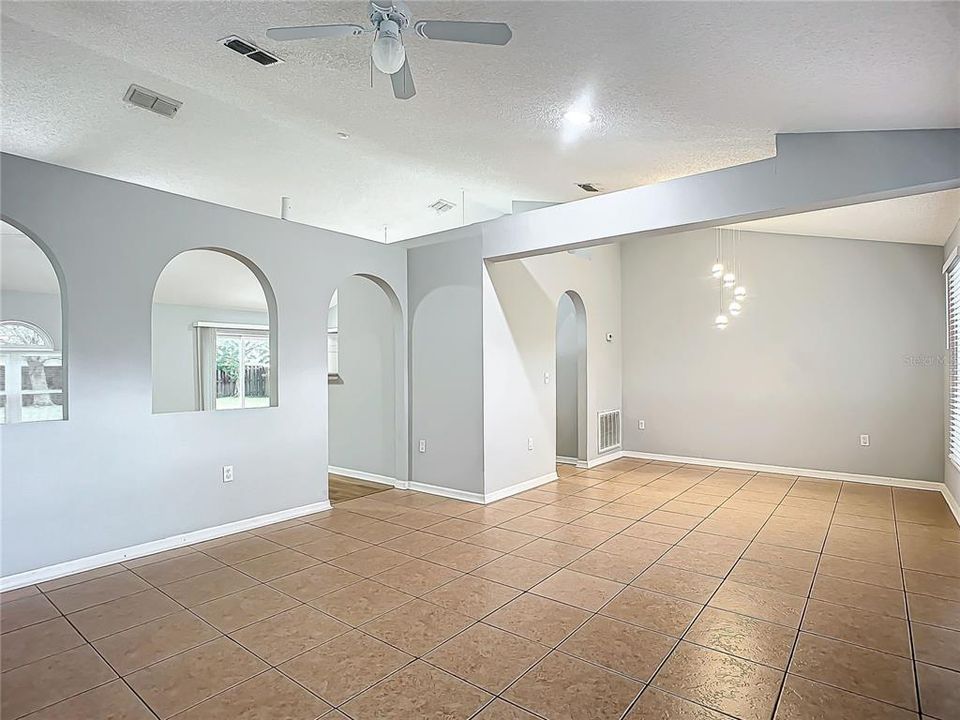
(483, 245), (622, 494)
(555, 293), (579, 459)
(329, 275), (397, 479)
(621, 228), (944, 482)
(0, 154), (407, 576)
(406, 229), (485, 495)
(151, 303), (268, 414)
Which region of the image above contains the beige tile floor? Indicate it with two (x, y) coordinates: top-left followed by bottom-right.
(2, 458), (959, 719)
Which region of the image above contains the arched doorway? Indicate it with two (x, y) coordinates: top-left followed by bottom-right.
(327, 273), (405, 504)
(556, 290), (587, 466)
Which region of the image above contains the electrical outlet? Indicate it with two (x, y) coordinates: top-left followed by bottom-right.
(859, 434), (870, 447)
(528, 437), (534, 451)
(222, 465), (234, 483)
(638, 420), (645, 430)
(418, 439), (426, 453)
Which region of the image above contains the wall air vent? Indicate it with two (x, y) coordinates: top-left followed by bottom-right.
(428, 198), (457, 214)
(123, 84), (182, 118)
(221, 35), (283, 66)
(577, 183), (601, 193)
(598, 409), (622, 454)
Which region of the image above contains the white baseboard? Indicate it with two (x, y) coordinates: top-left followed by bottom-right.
(556, 456), (578, 466)
(623, 450), (946, 491)
(0, 500), (332, 593)
(585, 450), (624, 469)
(625, 449), (960, 524)
(406, 481), (486, 504)
(484, 471), (559, 504)
(329, 465), (397, 488)
(943, 483), (960, 526)
(407, 471), (560, 506)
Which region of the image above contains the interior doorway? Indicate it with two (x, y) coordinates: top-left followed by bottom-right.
(556, 290), (587, 466)
(327, 273), (405, 504)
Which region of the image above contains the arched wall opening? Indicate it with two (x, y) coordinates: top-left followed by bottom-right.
(327, 273), (405, 503)
(0, 217), (66, 423)
(556, 290), (587, 465)
(151, 248), (278, 413)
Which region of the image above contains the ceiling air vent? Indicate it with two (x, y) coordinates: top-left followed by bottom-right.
(123, 84), (182, 118)
(428, 198), (457, 214)
(576, 183), (601, 193)
(221, 35), (283, 66)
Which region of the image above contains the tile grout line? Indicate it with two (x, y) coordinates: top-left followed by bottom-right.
(766, 477), (840, 720)
(632, 464), (813, 711)
(7, 461), (953, 719)
(620, 468), (804, 719)
(55, 603), (164, 720)
(893, 489), (924, 717)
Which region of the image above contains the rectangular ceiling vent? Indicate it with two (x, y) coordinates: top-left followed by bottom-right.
(428, 198), (457, 214)
(221, 35), (283, 66)
(123, 84), (182, 118)
(577, 182), (601, 193)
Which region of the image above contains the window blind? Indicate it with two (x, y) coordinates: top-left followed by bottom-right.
(947, 251), (960, 468)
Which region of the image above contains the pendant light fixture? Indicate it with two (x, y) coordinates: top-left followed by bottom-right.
(714, 276), (728, 330)
(733, 228), (747, 302)
(711, 228), (724, 278)
(727, 228), (743, 314)
(721, 228), (736, 287)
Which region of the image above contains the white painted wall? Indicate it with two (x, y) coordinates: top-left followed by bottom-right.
(0, 154), (407, 577)
(620, 228), (944, 482)
(150, 303), (269, 414)
(328, 275), (397, 479)
(482, 244), (622, 494)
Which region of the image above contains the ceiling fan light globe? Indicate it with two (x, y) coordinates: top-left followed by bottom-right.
(372, 20), (405, 74)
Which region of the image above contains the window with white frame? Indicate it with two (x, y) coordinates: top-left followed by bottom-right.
(0, 320), (64, 423)
(328, 290), (340, 379)
(946, 250), (960, 469)
(194, 323), (270, 410)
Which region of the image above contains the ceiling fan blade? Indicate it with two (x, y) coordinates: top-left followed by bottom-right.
(391, 58), (416, 100)
(266, 24), (365, 41)
(414, 20), (512, 46)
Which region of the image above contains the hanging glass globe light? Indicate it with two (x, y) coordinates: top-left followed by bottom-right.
(734, 285), (747, 301)
(714, 313), (729, 330)
(729, 301), (742, 316)
(711, 262), (724, 279)
(722, 272), (736, 288)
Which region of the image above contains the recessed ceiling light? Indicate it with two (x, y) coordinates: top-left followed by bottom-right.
(563, 109), (593, 126)
(337, 131), (350, 140)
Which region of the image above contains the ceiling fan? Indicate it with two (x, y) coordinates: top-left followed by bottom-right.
(266, 1), (512, 100)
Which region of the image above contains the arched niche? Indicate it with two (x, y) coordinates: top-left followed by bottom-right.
(151, 248), (278, 414)
(326, 272), (406, 500)
(0, 217), (67, 423)
(556, 290), (588, 464)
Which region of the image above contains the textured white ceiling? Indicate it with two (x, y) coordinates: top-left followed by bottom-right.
(1, 1), (958, 241)
(730, 189), (960, 245)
